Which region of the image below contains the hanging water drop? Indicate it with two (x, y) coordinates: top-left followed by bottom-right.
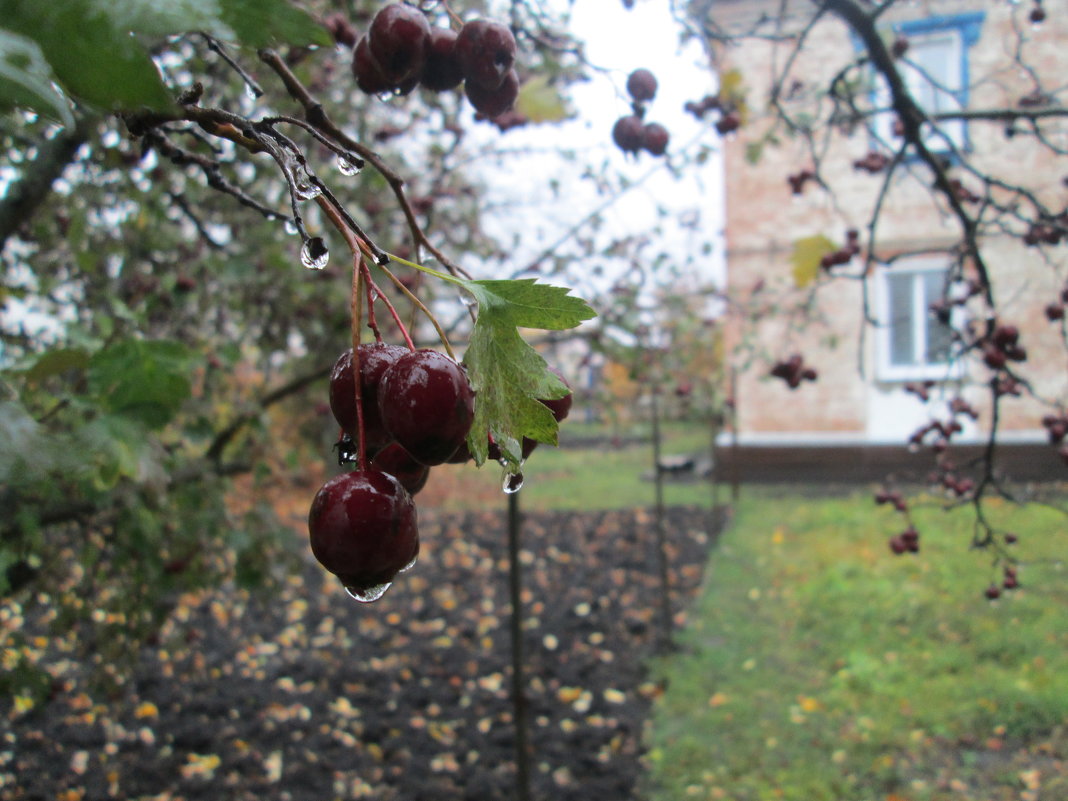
(292, 175), (322, 201)
(336, 153), (362, 176)
(459, 291), (477, 308)
(345, 582), (392, 603)
(284, 218), (299, 235)
(244, 83), (261, 101)
(503, 471), (525, 494)
(301, 237), (330, 270)
(398, 555), (417, 574)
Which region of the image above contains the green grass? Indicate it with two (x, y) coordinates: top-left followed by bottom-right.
(519, 420), (720, 511)
(644, 492), (1068, 801)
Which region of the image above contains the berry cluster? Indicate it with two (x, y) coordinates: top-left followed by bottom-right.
(309, 345), (476, 601)
(309, 341), (573, 601)
(787, 168), (816, 196)
(611, 69), (670, 157)
(820, 229), (861, 270)
(1044, 280), (1068, 321)
(769, 354), (818, 389)
(853, 150), (890, 174)
(684, 93), (741, 135)
(350, 4), (519, 119)
(1023, 216), (1066, 247)
(980, 323), (1027, 370)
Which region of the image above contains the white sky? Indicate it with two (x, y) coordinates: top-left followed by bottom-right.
(470, 0), (726, 300)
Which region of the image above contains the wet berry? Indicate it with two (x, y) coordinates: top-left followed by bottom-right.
(455, 19), (517, 90)
(329, 343), (407, 457)
(308, 469), (419, 598)
(378, 349), (475, 465)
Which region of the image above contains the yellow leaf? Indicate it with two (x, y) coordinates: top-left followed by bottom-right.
(719, 68), (745, 103)
(708, 691), (730, 707)
(790, 234), (837, 288)
(516, 75), (571, 123)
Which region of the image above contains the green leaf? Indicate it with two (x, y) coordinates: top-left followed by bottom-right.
(0, 29), (74, 125)
(463, 278), (595, 330)
(88, 339), (194, 429)
(217, 0), (331, 48)
(23, 347), (90, 382)
(516, 74), (570, 123)
(790, 234), (836, 289)
(3, 1), (171, 111)
(459, 279), (594, 468)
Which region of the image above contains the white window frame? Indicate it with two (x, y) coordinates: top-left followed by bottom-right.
(874, 257), (963, 382)
(869, 12), (984, 156)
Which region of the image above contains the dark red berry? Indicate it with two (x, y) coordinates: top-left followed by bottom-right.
(641, 122), (670, 156)
(353, 35), (393, 94)
(1030, 7), (1046, 24)
(308, 470), (418, 597)
(323, 12), (358, 48)
(378, 349), (476, 465)
(626, 68), (658, 102)
(540, 367), (573, 423)
(421, 27), (464, 91)
(1045, 303), (1065, 321)
(891, 37), (909, 58)
(329, 343), (407, 457)
(613, 115), (644, 153)
(371, 442), (430, 496)
(984, 584), (1001, 600)
(465, 67), (519, 118)
(455, 19), (517, 90)
(368, 3), (430, 85)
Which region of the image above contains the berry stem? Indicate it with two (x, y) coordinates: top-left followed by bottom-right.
(376, 258), (457, 361)
(362, 261), (416, 351)
(362, 266), (383, 343)
(350, 253), (370, 472)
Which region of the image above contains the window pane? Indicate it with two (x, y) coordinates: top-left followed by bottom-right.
(887, 272), (914, 366)
(923, 270), (952, 364)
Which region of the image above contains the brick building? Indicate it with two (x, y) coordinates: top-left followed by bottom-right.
(706, 0), (1067, 482)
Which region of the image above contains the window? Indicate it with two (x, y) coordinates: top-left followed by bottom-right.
(872, 13), (985, 154)
(875, 259), (958, 381)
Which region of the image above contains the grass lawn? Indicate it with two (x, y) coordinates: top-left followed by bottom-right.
(420, 420), (723, 513)
(644, 492), (1068, 801)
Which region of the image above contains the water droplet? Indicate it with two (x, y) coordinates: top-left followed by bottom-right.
(293, 175), (322, 201)
(398, 555), (417, 574)
(345, 582), (392, 603)
(244, 83), (261, 101)
(459, 291), (477, 308)
(301, 237), (329, 270)
(284, 218), (298, 235)
(336, 154), (362, 176)
(503, 471), (525, 494)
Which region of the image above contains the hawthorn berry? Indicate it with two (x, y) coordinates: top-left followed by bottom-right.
(353, 35), (394, 95)
(455, 19), (517, 90)
(329, 343), (407, 457)
(612, 115), (645, 153)
(421, 27), (464, 91)
(626, 68), (658, 102)
(378, 349), (475, 465)
(371, 442), (430, 496)
(465, 68), (520, 118)
(308, 469), (419, 599)
(368, 3), (431, 85)
(642, 122), (670, 156)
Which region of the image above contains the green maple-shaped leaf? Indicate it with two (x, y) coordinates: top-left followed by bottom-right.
(460, 279), (594, 468)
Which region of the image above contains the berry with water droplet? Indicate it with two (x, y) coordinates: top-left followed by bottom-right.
(353, 35), (393, 94)
(455, 19), (517, 90)
(378, 349), (475, 465)
(308, 469), (419, 598)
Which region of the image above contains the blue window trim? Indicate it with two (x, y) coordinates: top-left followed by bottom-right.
(861, 11), (986, 159)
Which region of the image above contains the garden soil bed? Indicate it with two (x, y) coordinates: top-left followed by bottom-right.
(5, 506), (721, 801)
